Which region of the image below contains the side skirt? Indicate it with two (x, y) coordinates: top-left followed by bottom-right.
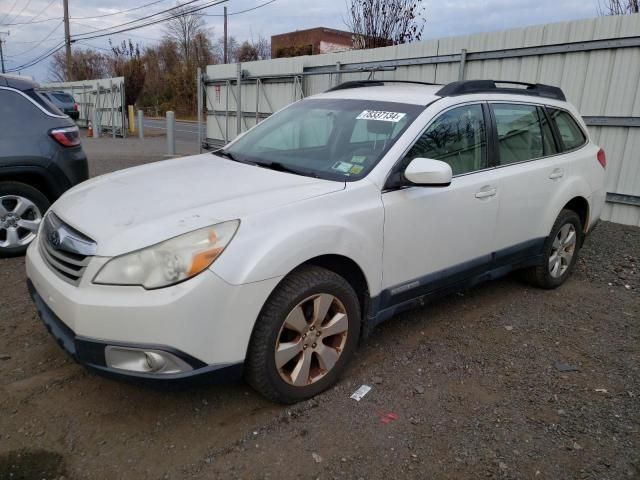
(365, 238), (545, 335)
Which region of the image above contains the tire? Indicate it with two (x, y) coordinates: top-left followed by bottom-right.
(0, 182), (50, 258)
(246, 266), (361, 404)
(522, 209), (583, 289)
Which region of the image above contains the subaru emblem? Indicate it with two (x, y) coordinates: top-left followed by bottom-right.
(49, 230), (61, 248)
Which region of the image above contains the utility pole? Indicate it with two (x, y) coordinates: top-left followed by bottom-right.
(63, 0), (72, 80)
(223, 6), (228, 64)
(0, 31), (8, 74)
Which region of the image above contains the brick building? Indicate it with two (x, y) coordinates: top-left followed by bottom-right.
(271, 27), (355, 59)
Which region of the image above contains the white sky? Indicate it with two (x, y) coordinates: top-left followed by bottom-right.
(0, 0), (601, 81)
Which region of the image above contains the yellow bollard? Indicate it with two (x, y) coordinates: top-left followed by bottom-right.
(128, 105), (135, 133)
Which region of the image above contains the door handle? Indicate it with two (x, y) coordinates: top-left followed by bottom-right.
(475, 186), (497, 199)
(549, 168), (565, 180)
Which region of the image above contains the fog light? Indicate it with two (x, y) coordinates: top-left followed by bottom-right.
(105, 346), (193, 375)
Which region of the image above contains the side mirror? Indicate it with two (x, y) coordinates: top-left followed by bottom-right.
(404, 158), (452, 186)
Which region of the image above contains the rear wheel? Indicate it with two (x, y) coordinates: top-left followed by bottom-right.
(523, 209), (583, 289)
(0, 182), (49, 257)
(246, 266), (361, 404)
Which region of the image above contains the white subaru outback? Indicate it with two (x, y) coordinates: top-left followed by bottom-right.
(26, 80), (606, 403)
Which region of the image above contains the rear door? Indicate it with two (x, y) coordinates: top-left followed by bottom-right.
(489, 102), (566, 261)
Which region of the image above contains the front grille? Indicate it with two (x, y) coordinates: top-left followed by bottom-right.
(39, 213), (96, 285)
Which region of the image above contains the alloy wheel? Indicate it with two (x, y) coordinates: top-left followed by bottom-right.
(0, 195), (42, 249)
(274, 293), (349, 387)
(548, 223), (576, 278)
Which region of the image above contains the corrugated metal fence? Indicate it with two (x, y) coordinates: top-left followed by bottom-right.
(202, 14), (640, 226)
(41, 77), (127, 137)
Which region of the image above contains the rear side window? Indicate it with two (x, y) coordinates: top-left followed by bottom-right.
(23, 89), (63, 115)
(403, 104), (487, 176)
(548, 108), (586, 151)
(491, 104), (557, 165)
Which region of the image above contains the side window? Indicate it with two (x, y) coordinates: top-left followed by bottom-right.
(0, 90), (43, 135)
(492, 103), (556, 165)
(548, 108), (586, 151)
(403, 104), (487, 176)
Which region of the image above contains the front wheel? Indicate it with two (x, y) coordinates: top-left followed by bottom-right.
(0, 182), (49, 257)
(246, 266), (361, 404)
(523, 209), (583, 289)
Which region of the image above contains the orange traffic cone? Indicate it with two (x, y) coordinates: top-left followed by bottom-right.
(87, 121), (93, 137)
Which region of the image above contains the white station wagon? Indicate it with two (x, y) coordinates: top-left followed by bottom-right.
(27, 80), (606, 403)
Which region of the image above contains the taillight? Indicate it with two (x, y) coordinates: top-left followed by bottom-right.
(73, 102), (78, 111)
(597, 148), (606, 169)
(50, 126), (80, 147)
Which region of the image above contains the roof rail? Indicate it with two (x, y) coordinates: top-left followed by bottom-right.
(436, 80), (566, 101)
(326, 80), (439, 92)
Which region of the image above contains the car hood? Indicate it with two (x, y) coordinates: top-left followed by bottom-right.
(51, 154), (344, 256)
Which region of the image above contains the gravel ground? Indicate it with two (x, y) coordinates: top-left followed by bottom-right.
(0, 148), (638, 479)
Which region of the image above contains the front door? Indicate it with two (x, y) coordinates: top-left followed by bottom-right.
(381, 103), (499, 309)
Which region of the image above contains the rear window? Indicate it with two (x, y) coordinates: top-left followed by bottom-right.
(52, 92), (74, 103)
(23, 89), (64, 116)
(548, 108), (586, 151)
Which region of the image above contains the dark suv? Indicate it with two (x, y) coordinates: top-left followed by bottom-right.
(39, 90), (80, 120)
(0, 75), (89, 257)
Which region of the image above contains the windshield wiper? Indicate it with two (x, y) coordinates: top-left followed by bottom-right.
(214, 149), (237, 161)
(214, 149), (256, 165)
(253, 161), (318, 178)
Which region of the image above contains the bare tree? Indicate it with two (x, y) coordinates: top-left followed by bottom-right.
(214, 36), (239, 63)
(164, 4), (207, 65)
(253, 35), (271, 60)
(597, 0), (639, 14)
(344, 0), (426, 49)
(49, 48), (109, 82)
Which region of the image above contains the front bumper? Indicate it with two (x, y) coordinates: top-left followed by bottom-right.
(26, 239), (282, 384)
(28, 279), (242, 386)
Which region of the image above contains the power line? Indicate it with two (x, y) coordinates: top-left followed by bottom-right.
(0, 0), (19, 25)
(5, 20), (63, 58)
(70, 0), (170, 20)
(76, 40), (112, 52)
(6, 41), (65, 72)
(72, 20), (160, 42)
(71, 0), (209, 39)
(202, 0), (276, 16)
(5, 0), (35, 25)
(73, 0), (229, 41)
(1, 0), (169, 26)
(24, 0), (58, 24)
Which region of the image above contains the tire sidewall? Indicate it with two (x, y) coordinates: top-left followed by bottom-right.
(258, 272), (361, 402)
(0, 182), (50, 257)
(541, 210), (583, 288)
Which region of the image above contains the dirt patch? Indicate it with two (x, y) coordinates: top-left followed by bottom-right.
(0, 449), (66, 480)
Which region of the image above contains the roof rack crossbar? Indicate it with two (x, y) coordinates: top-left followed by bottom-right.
(326, 79), (440, 92)
(436, 80), (566, 101)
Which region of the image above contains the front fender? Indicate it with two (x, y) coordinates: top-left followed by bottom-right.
(210, 184), (384, 296)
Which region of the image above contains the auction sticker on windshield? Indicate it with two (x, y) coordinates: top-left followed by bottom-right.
(356, 110), (406, 122)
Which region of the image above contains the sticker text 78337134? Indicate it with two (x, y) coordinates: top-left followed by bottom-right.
(356, 110), (407, 123)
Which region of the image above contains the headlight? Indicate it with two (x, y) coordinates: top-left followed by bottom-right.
(93, 220), (239, 289)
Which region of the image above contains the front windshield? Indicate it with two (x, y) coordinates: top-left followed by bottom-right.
(222, 98), (424, 181)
